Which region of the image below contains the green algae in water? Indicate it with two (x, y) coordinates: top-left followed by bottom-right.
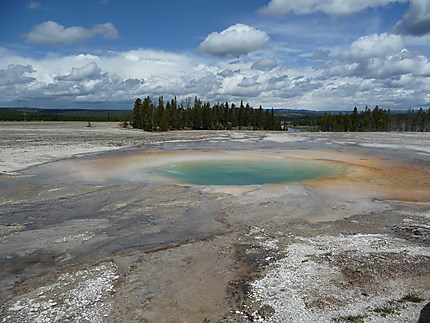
(152, 158), (344, 185)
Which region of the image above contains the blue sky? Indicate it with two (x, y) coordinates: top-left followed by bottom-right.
(1, 0), (430, 110)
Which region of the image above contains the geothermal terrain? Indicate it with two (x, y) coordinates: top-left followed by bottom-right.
(0, 122), (429, 323)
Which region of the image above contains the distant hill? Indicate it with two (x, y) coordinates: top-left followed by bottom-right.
(0, 108), (132, 121)
(274, 108), (413, 119)
(274, 109), (325, 118)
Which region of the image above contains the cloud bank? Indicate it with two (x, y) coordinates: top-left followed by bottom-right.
(1, 32), (429, 111)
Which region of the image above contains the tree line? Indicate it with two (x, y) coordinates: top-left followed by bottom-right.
(131, 96), (281, 131)
(319, 106), (430, 132)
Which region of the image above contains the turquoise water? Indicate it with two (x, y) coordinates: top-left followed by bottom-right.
(151, 158), (343, 185)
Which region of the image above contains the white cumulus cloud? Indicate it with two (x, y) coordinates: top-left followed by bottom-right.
(260, 0), (407, 17)
(24, 21), (119, 46)
(339, 33), (404, 61)
(199, 24), (270, 57)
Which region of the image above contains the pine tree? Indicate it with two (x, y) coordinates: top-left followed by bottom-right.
(257, 105), (264, 129)
(351, 107), (359, 131)
(202, 102), (213, 129)
(192, 97), (203, 129)
(344, 114), (352, 132)
(363, 105), (372, 131)
(132, 98), (142, 128)
(142, 96), (153, 131)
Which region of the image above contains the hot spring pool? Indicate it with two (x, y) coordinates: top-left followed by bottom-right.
(28, 151), (347, 186)
(148, 158), (344, 185)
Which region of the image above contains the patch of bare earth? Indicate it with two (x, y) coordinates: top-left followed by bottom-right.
(1, 262), (118, 322)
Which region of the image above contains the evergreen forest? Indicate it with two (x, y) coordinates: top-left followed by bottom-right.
(131, 96), (430, 132)
(319, 106), (430, 132)
(131, 96), (281, 131)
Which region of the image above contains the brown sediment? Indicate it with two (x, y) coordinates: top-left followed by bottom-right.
(304, 151), (430, 202)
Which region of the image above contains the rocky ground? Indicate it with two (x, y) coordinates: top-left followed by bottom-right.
(0, 122), (429, 322)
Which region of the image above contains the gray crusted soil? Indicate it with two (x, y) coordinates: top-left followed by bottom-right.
(0, 122), (430, 322)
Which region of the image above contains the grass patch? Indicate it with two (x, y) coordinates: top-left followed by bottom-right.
(399, 294), (424, 303)
(374, 307), (396, 317)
